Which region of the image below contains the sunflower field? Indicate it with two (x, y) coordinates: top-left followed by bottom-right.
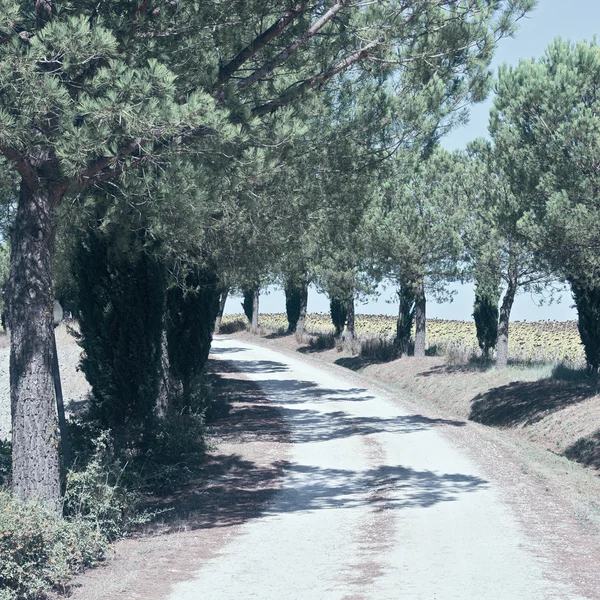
(222, 313), (585, 365)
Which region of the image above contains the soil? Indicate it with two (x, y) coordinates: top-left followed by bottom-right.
(5, 325), (600, 597)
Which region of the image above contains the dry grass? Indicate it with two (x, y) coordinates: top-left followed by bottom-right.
(223, 313), (586, 367)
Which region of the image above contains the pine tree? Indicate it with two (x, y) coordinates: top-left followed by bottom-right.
(0, 0), (534, 509)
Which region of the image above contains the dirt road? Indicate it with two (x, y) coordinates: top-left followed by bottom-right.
(167, 338), (586, 600)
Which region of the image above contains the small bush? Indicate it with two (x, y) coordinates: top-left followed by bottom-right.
(0, 491), (107, 600)
(309, 333), (336, 351)
(335, 334), (362, 356)
(63, 432), (145, 541)
(444, 342), (478, 365)
(218, 319), (248, 334)
(143, 384), (211, 494)
(360, 337), (399, 362)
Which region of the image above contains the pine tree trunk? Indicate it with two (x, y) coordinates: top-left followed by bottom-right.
(496, 280), (516, 369)
(413, 277), (426, 358)
(251, 286), (259, 332)
(214, 288), (228, 333)
(156, 328), (171, 419)
(345, 295), (355, 339)
(295, 273), (309, 339)
(8, 180), (61, 513)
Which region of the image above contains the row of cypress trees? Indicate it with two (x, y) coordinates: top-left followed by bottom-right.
(72, 224), (220, 460)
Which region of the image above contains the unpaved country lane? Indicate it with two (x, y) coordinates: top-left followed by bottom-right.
(167, 338), (584, 600)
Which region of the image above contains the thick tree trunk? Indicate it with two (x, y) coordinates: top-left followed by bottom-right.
(345, 295), (355, 339)
(496, 280), (517, 369)
(8, 180), (61, 513)
(214, 288), (229, 333)
(295, 273), (309, 339)
(413, 277), (426, 358)
(251, 287), (259, 332)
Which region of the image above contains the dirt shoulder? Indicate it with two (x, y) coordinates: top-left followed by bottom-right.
(229, 330), (600, 597)
(62, 355), (291, 600)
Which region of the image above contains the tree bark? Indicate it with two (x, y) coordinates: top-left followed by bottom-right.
(214, 288), (229, 333)
(8, 179), (61, 513)
(156, 328), (171, 419)
(295, 273), (309, 339)
(345, 295), (355, 339)
(251, 286), (259, 332)
(496, 279), (517, 369)
(413, 277), (426, 358)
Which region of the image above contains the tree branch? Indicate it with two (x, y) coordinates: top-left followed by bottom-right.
(251, 38), (381, 117)
(236, 1), (349, 92)
(216, 2), (308, 88)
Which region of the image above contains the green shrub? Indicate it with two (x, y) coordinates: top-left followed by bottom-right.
(218, 318), (247, 334)
(141, 376), (213, 494)
(360, 337), (399, 362)
(309, 333), (336, 351)
(63, 432), (145, 541)
(0, 491), (107, 600)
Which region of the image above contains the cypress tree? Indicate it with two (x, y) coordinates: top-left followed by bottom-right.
(242, 288), (254, 323)
(166, 267), (220, 404)
(395, 283), (415, 355)
(570, 277), (600, 375)
(330, 296), (347, 337)
(74, 229), (165, 452)
(284, 278), (303, 333)
(472, 276), (500, 359)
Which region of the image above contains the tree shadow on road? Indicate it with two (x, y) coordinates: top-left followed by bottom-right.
(269, 462), (487, 514)
(164, 354), (475, 532)
(207, 357), (290, 374)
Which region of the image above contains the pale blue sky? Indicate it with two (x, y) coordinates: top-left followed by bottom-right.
(228, 0), (600, 320)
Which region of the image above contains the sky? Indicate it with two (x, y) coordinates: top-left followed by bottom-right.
(227, 0), (600, 321)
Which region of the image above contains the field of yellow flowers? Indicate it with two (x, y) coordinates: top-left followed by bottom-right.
(223, 313), (585, 365)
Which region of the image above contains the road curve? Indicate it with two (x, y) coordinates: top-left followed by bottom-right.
(167, 338), (584, 600)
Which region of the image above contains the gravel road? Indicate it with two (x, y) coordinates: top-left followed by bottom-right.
(168, 338), (585, 600)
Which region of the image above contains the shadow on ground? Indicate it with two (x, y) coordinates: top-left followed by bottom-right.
(334, 356), (379, 371)
(469, 378), (600, 427)
(155, 352), (475, 532)
(270, 463), (487, 514)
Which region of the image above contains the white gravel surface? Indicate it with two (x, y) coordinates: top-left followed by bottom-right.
(168, 338), (585, 600)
